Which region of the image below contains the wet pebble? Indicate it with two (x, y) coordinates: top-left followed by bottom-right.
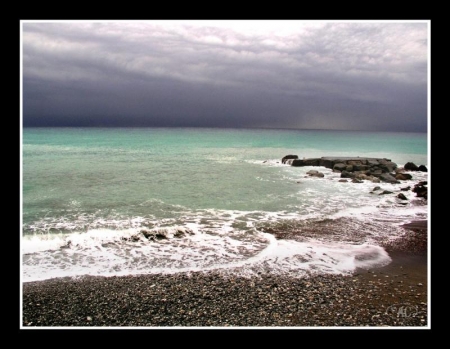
(22, 269), (428, 328)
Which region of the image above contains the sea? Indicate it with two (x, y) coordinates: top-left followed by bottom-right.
(21, 128), (429, 282)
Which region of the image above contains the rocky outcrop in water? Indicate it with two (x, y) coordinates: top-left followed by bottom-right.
(306, 170), (324, 178)
(282, 156), (400, 183)
(412, 181), (428, 200)
(281, 156), (428, 201)
(404, 162), (428, 172)
(418, 165), (428, 172)
(281, 155), (299, 164)
(121, 228), (195, 242)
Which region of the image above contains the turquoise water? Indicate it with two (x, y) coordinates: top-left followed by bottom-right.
(22, 128), (428, 281)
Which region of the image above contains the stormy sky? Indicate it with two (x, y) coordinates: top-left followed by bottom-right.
(22, 20), (429, 132)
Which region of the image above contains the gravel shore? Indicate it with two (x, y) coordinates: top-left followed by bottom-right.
(22, 221), (428, 328)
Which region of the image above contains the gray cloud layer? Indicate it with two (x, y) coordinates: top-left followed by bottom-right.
(22, 21), (428, 131)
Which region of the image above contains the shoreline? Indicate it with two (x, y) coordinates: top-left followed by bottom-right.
(22, 220), (428, 328)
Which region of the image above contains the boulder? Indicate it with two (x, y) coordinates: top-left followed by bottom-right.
(341, 170), (355, 179)
(370, 169), (383, 177)
(282, 155), (299, 164)
(284, 159), (296, 165)
(333, 163), (346, 172)
(380, 173), (400, 184)
(367, 160), (380, 167)
(306, 170), (324, 178)
(291, 159), (306, 166)
(404, 162), (419, 171)
(353, 165), (369, 171)
(378, 160), (397, 173)
(356, 173), (372, 180)
(395, 173), (413, 180)
(305, 158), (321, 166)
(319, 158), (334, 169)
(412, 182), (427, 200)
(379, 190), (393, 195)
(397, 193), (408, 200)
(418, 165), (428, 172)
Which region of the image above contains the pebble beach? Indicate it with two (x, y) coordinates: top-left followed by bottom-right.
(22, 220), (428, 328)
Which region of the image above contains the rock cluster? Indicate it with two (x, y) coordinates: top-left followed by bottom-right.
(412, 181), (428, 200)
(282, 156), (428, 187)
(122, 228), (195, 242)
(283, 156), (399, 183)
(280, 155), (428, 202)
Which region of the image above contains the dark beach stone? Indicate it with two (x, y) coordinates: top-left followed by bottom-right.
(367, 160), (380, 167)
(415, 190), (427, 199)
(401, 186), (411, 191)
(353, 165), (369, 171)
(379, 190), (393, 195)
(380, 173), (400, 184)
(333, 163), (346, 172)
(352, 178), (363, 183)
(412, 182), (428, 200)
(370, 169), (383, 177)
(382, 161), (397, 173)
(282, 155), (298, 164)
(319, 158), (334, 169)
(355, 173), (371, 180)
(305, 158), (320, 166)
(338, 179), (348, 182)
(397, 193), (408, 200)
(418, 165), (428, 172)
(372, 186), (381, 191)
(341, 171), (355, 179)
(404, 162), (419, 171)
(306, 170), (324, 178)
(291, 159), (306, 167)
(395, 173), (413, 180)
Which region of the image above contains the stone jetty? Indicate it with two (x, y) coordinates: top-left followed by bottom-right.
(281, 155), (427, 185)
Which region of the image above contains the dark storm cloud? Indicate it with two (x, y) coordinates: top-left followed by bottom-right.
(22, 20), (428, 131)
